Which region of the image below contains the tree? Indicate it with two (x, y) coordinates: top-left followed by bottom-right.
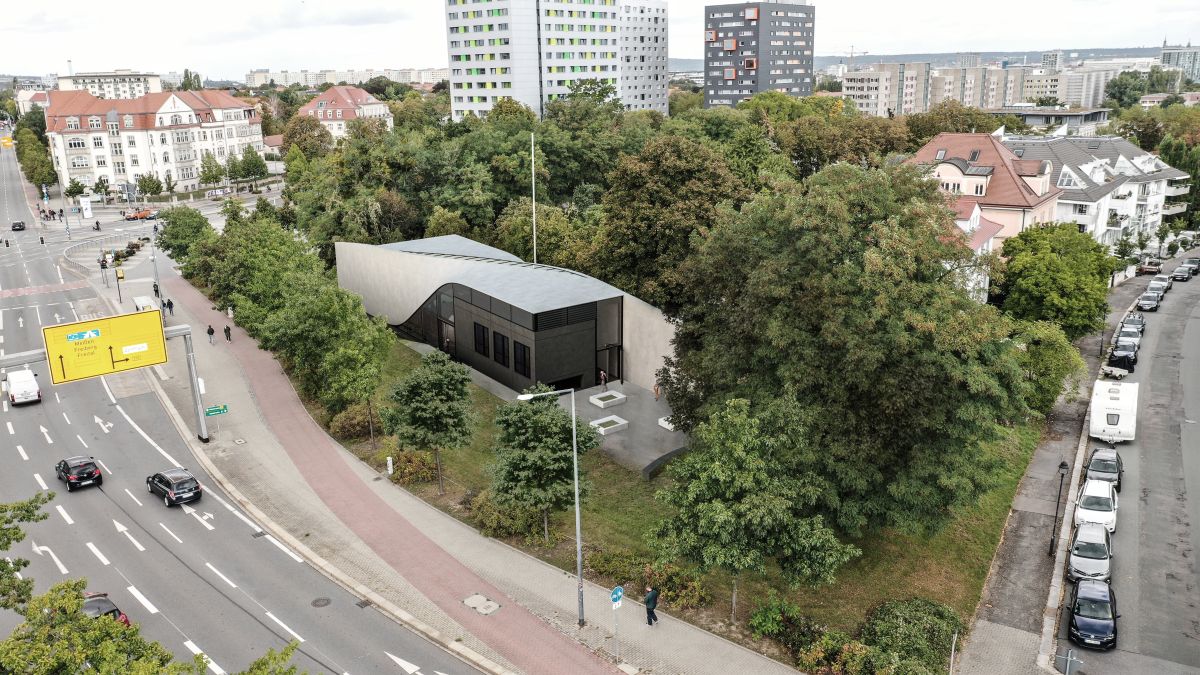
(282, 115), (334, 159)
(653, 400), (860, 621)
(381, 352), (473, 494)
(15, 107), (46, 144)
(239, 145), (269, 186)
(1115, 108), (1166, 150)
(997, 223), (1116, 341)
(1105, 71), (1148, 109)
(164, 173), (178, 194)
(491, 197), (579, 265)
(425, 206), (472, 238)
(491, 386), (600, 543)
(199, 151), (226, 187)
(1156, 220), (1173, 256)
(93, 175), (110, 195)
(179, 69), (203, 90)
(63, 179), (86, 199)
(1032, 96), (1062, 107)
(669, 90), (703, 117)
(136, 174), (163, 198)
(225, 154), (243, 185)
(1136, 230), (1151, 254)
(1013, 321), (1087, 416)
(1160, 93), (1186, 108)
(157, 206), (215, 262)
(0, 493), (52, 611)
(905, 100), (1009, 150)
(1113, 235), (1137, 261)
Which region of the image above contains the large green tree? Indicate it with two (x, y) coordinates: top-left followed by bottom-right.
(198, 151), (225, 187)
(136, 174), (163, 198)
(63, 179), (86, 199)
(239, 145), (269, 186)
(0, 493), (52, 611)
(1013, 320), (1087, 416)
(156, 206), (215, 263)
(282, 115), (333, 159)
(661, 164), (1030, 534)
(904, 100), (1023, 150)
(380, 351), (473, 494)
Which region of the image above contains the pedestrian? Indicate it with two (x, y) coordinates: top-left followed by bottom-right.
(206, 324), (215, 345)
(165, 298), (174, 315)
(653, 383), (661, 401)
(599, 369), (608, 392)
(152, 281), (159, 298)
(58, 208), (63, 220)
(120, 210), (126, 218)
(645, 586), (659, 626)
(224, 325), (232, 343)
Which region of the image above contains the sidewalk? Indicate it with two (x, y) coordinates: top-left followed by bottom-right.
(84, 250), (798, 675)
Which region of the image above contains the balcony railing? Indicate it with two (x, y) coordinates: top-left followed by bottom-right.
(1111, 192), (1131, 200)
(1166, 183), (1192, 196)
(1163, 202), (1188, 215)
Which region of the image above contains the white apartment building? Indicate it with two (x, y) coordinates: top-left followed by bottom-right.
(619, 0), (668, 113)
(929, 67), (1028, 109)
(58, 70), (163, 99)
(842, 63), (930, 117)
(245, 68), (450, 88)
(44, 89), (263, 196)
(296, 86), (394, 139)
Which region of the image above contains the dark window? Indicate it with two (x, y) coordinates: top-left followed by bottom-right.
(493, 332), (509, 367)
(474, 323), (489, 356)
(968, 149), (980, 162)
(514, 341), (530, 377)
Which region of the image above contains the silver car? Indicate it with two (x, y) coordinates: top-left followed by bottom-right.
(1068, 523), (1112, 583)
(1153, 273), (1174, 291)
(1111, 327), (1142, 349)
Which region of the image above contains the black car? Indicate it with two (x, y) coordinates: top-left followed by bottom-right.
(1136, 293), (1160, 312)
(82, 592), (130, 626)
(1172, 266), (1192, 281)
(146, 468), (202, 506)
(1086, 447), (1123, 492)
(55, 456), (102, 491)
(1184, 257), (1200, 275)
(10, 221), (25, 231)
(1069, 580), (1119, 650)
(1121, 313), (1146, 334)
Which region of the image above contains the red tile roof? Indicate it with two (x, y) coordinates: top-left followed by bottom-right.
(44, 89), (254, 133)
(263, 134), (283, 148)
(970, 215), (1005, 251)
(952, 198), (978, 221)
(909, 133), (1060, 210)
(297, 85), (382, 121)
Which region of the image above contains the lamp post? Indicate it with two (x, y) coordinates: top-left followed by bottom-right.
(516, 388), (584, 628)
(1049, 460), (1070, 557)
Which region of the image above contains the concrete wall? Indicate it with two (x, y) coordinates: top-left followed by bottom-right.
(621, 294), (674, 391)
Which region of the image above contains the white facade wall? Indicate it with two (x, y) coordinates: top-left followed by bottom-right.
(619, 0), (668, 113)
(58, 71), (163, 99)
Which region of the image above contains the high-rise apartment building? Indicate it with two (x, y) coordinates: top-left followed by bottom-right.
(702, 1), (815, 108)
(842, 62), (930, 117)
(1041, 51), (1063, 72)
(57, 70), (162, 99)
(444, 0), (667, 120)
(1161, 41), (1200, 82)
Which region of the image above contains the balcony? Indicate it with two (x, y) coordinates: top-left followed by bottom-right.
(1163, 202), (1188, 216)
(1166, 183), (1192, 197)
(1111, 192), (1131, 200)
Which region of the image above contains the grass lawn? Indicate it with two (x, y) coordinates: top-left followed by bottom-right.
(337, 339), (1043, 651)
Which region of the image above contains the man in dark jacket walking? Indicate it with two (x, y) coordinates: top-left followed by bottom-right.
(644, 586), (659, 626)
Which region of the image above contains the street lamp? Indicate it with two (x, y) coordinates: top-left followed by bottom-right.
(1049, 460), (1070, 557)
(516, 388), (584, 628)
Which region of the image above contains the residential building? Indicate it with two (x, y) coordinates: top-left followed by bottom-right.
(1161, 41), (1200, 82)
(296, 86), (393, 139)
(952, 199), (1004, 301)
(908, 132), (1060, 248)
(1041, 50), (1064, 72)
(985, 106), (1111, 136)
(161, 72), (185, 88)
(928, 67), (1027, 109)
(1002, 135), (1190, 247)
(958, 53), (982, 68)
(44, 89), (263, 196)
(619, 0), (669, 112)
(1081, 57), (1163, 73)
(1023, 70), (1063, 102)
(842, 62), (930, 116)
(1139, 91), (1200, 109)
(703, 1), (816, 108)
(58, 70), (163, 99)
(1062, 66), (1120, 108)
(245, 68), (450, 88)
(15, 90), (48, 115)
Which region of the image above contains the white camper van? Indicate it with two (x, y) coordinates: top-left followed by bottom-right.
(1089, 380), (1138, 443)
(3, 369), (41, 405)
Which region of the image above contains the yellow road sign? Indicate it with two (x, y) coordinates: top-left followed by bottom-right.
(42, 310), (168, 384)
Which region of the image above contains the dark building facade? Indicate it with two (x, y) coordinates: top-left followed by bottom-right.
(703, 1), (816, 108)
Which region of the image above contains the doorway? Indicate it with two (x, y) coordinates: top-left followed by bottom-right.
(438, 320), (456, 356)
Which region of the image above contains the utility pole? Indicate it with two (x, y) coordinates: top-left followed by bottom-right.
(531, 132), (537, 265)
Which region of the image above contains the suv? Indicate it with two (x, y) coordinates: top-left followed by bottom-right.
(1136, 258), (1163, 275)
(1074, 479), (1119, 533)
(1153, 273), (1174, 291)
(1110, 327), (1142, 350)
(1172, 266), (1192, 281)
(1086, 447), (1123, 492)
(55, 456), (103, 491)
(10, 221), (25, 231)
(1068, 523), (1112, 583)
(146, 468), (202, 506)
(83, 592), (131, 626)
(1184, 258), (1200, 275)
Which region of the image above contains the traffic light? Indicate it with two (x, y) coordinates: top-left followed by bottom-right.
(100, 260), (108, 269)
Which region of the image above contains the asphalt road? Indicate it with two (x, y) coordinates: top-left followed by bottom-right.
(0, 147), (476, 675)
(1055, 264), (1200, 674)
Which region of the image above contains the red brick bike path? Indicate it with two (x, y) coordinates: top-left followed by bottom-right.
(165, 273), (615, 675)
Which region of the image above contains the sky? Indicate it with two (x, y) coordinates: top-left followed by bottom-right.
(1, 0), (1198, 80)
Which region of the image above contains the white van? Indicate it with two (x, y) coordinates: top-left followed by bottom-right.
(1089, 380), (1138, 443)
(132, 296), (158, 312)
(3, 369), (41, 405)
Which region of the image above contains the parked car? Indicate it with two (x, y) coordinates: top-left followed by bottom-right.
(1121, 313), (1146, 334)
(1136, 258), (1163, 275)
(1184, 257), (1200, 275)
(1068, 580), (1119, 650)
(125, 209), (152, 221)
(1109, 338), (1139, 368)
(1074, 479), (1119, 532)
(1136, 293), (1161, 312)
(1086, 447), (1123, 492)
(10, 221), (25, 231)
(1152, 273), (1174, 292)
(1172, 266), (1192, 281)
(1148, 280), (1170, 297)
(54, 456), (102, 491)
(1067, 523), (1113, 583)
(82, 592), (130, 626)
(1110, 327), (1142, 350)
(146, 468), (202, 506)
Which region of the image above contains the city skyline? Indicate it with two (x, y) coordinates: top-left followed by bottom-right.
(1, 0), (1196, 80)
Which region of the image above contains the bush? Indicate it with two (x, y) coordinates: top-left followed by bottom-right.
(328, 401), (376, 439)
(645, 561), (710, 609)
(389, 450), (438, 485)
(587, 549), (647, 586)
(468, 489), (540, 538)
(750, 594), (827, 662)
(859, 598), (963, 673)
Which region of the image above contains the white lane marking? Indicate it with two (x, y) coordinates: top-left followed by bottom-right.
(33, 473), (48, 491)
(86, 542), (110, 566)
(113, 520), (146, 552)
(205, 562), (236, 588)
(183, 640), (226, 675)
(61, 411), (70, 425)
(114, 404), (181, 468)
(5, 557), (21, 580)
(5, 422), (12, 435)
(100, 376), (116, 404)
(33, 304), (40, 325)
(55, 505), (74, 525)
(159, 522), (183, 544)
(181, 503), (215, 531)
(54, 391), (60, 403)
(16, 445), (27, 461)
(31, 540), (68, 574)
(266, 612), (305, 643)
(385, 652), (422, 674)
(264, 534), (303, 563)
(126, 585), (158, 614)
(38, 425), (52, 443)
(95, 458), (111, 474)
(123, 488), (143, 507)
(202, 487), (261, 533)
(57, 266), (63, 284)
(76, 434), (89, 449)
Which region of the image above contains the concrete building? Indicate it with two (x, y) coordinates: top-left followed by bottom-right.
(842, 62), (930, 116)
(296, 86), (393, 139)
(958, 53), (982, 68)
(1003, 135), (1191, 247)
(15, 90), (48, 116)
(985, 106), (1111, 136)
(929, 67), (1028, 109)
(246, 68), (451, 88)
(44, 89), (262, 197)
(703, 1), (815, 108)
(335, 235), (674, 394)
(1161, 41), (1200, 82)
(161, 72), (185, 88)
(58, 70), (163, 99)
(1139, 91), (1200, 109)
(619, 0), (669, 112)
(1041, 50), (1064, 72)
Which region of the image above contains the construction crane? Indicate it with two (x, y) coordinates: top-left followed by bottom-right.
(826, 46), (870, 72)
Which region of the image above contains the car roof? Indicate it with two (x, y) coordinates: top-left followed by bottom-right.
(82, 595), (119, 616)
(1124, 313), (1144, 321)
(1082, 479), (1113, 496)
(1076, 579), (1113, 600)
(63, 456), (95, 465)
(1090, 447), (1119, 461)
(1075, 522), (1108, 542)
(160, 468), (195, 481)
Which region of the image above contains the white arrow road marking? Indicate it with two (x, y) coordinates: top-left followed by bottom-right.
(202, 487), (261, 533)
(33, 473), (48, 491)
(86, 542), (110, 566)
(113, 520), (146, 552)
(126, 585), (158, 614)
(5, 557), (22, 580)
(159, 522), (182, 544)
(94, 415), (113, 433)
(53, 313), (62, 323)
(182, 503), (215, 531)
(124, 488), (143, 507)
(384, 652), (421, 674)
(264, 535), (303, 563)
(38, 425), (52, 444)
(16, 316), (22, 328)
(16, 445), (26, 461)
(55, 505), (73, 525)
(184, 640), (226, 675)
(76, 434), (88, 449)
(31, 540), (68, 574)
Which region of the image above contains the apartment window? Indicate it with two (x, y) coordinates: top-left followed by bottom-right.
(968, 150), (980, 162)
(723, 38), (738, 51)
(123, 114), (134, 128)
(493, 332), (509, 367)
(474, 323), (489, 356)
(67, 137), (86, 149)
(744, 7), (759, 20)
(88, 117), (102, 129)
(70, 156), (89, 168)
(130, 157), (139, 167)
(92, 136), (104, 148)
(974, 184), (984, 196)
(1073, 204), (1089, 215)
(514, 341), (530, 378)
(114, 161), (125, 174)
(95, 156), (107, 167)
(162, 152), (170, 164)
(934, 149), (947, 160)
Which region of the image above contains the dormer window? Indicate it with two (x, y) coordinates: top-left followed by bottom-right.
(968, 150), (980, 162)
(88, 116), (102, 129)
(123, 114), (134, 129)
(934, 149), (946, 160)
(66, 117), (80, 130)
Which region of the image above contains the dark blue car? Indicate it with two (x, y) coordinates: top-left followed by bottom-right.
(1068, 579), (1118, 650)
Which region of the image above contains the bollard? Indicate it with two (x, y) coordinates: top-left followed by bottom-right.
(387, 457), (394, 475)
(40, 236), (44, 244)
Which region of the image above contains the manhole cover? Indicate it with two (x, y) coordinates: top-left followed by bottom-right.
(234, 439), (246, 445)
(311, 597), (331, 608)
(464, 593), (500, 615)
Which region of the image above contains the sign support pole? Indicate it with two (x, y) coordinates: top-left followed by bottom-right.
(183, 331), (210, 443)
